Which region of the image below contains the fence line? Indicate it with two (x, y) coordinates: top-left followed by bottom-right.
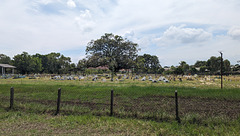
(6, 87), (181, 122)
(4, 87), (184, 121)
(3, 86), (240, 124)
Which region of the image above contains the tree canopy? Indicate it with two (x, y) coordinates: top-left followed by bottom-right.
(0, 54), (11, 64)
(86, 33), (139, 73)
(13, 52), (42, 74)
(11, 52), (73, 74)
(135, 54), (161, 74)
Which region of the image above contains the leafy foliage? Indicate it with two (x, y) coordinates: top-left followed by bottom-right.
(135, 54), (161, 74)
(86, 33), (139, 73)
(12, 52), (73, 74)
(0, 54), (11, 64)
(13, 52), (42, 74)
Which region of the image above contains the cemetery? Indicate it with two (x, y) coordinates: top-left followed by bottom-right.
(2, 0), (240, 134)
(1, 51), (240, 135)
(0, 34), (240, 135)
(0, 73), (240, 135)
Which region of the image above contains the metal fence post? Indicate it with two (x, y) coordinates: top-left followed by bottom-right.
(175, 90), (181, 123)
(110, 89), (114, 116)
(55, 88), (61, 115)
(10, 87), (14, 109)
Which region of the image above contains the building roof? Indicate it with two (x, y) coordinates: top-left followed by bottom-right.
(0, 64), (16, 68)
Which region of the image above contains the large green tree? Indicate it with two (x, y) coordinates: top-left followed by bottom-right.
(32, 53), (48, 73)
(44, 53), (72, 74)
(135, 56), (145, 74)
(207, 56), (221, 74)
(77, 58), (87, 75)
(13, 52), (42, 74)
(135, 54), (161, 74)
(194, 56), (231, 74)
(12, 52), (74, 74)
(45, 52), (61, 74)
(194, 60), (207, 67)
(223, 59), (231, 72)
(0, 54), (11, 64)
(86, 33), (139, 79)
(173, 66), (184, 75)
(179, 61), (189, 74)
(58, 54), (72, 74)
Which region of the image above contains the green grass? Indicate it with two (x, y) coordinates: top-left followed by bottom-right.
(1, 111), (240, 135)
(0, 77), (240, 135)
(1, 83), (240, 100)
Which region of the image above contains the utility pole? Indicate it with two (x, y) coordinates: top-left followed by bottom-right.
(219, 52), (223, 89)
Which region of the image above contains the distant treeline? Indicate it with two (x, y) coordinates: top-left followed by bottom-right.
(0, 52), (161, 75)
(0, 33), (239, 75)
(0, 52), (238, 75)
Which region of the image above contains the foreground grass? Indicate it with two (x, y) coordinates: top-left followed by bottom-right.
(1, 110), (240, 136)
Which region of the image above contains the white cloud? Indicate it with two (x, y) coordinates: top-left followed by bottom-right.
(79, 10), (91, 18)
(67, 0), (76, 8)
(74, 10), (95, 32)
(38, 0), (54, 5)
(228, 26), (240, 40)
(123, 30), (134, 39)
(155, 26), (212, 46)
(154, 33), (240, 66)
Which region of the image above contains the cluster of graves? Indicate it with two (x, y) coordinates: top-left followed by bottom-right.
(0, 74), (14, 79)
(1, 73), (238, 83)
(0, 74), (27, 79)
(140, 76), (169, 83)
(0, 74), (196, 83)
(49, 74), (173, 83)
(51, 75), (77, 80)
(46, 74), (235, 82)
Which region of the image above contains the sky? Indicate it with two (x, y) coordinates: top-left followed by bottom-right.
(0, 0), (240, 66)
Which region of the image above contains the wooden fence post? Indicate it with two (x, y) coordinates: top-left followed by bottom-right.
(10, 87), (14, 109)
(110, 89), (114, 116)
(55, 88), (61, 115)
(175, 90), (181, 123)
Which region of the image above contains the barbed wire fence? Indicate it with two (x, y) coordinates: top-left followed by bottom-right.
(1, 87), (240, 123)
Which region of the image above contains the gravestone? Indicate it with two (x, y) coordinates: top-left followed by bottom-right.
(179, 78), (182, 82)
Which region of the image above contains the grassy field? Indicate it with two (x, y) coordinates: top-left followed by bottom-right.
(0, 76), (240, 135)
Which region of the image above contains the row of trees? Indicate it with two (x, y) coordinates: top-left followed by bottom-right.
(194, 57), (231, 74)
(1, 33), (239, 75)
(0, 52), (75, 74)
(164, 56), (234, 75)
(0, 53), (238, 75)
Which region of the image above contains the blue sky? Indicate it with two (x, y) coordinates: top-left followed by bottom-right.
(1, 0), (240, 66)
